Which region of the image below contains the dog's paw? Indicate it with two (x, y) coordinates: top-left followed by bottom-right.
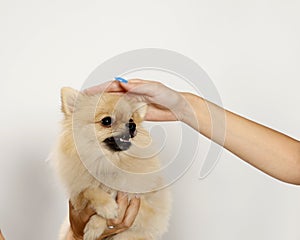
(95, 199), (119, 219)
(84, 215), (106, 240)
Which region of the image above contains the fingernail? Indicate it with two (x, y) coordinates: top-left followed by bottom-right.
(115, 77), (128, 83)
(135, 194), (140, 198)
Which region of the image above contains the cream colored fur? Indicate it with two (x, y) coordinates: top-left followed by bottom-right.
(53, 88), (171, 240)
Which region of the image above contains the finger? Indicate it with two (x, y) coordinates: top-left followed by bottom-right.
(119, 82), (157, 97)
(104, 195), (140, 238)
(107, 192), (128, 226)
(127, 79), (157, 84)
(115, 192), (128, 223)
(81, 204), (97, 222)
(84, 81), (126, 95)
(122, 196), (141, 228)
(97, 227), (126, 240)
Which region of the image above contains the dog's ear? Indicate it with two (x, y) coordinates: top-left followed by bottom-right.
(61, 87), (80, 115)
(133, 102), (148, 121)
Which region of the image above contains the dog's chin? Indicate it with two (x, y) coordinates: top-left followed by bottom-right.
(103, 133), (132, 151)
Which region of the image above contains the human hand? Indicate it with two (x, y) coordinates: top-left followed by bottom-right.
(0, 230), (5, 240)
(84, 79), (191, 122)
(68, 192), (140, 240)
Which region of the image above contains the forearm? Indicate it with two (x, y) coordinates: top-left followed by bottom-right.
(182, 92), (300, 184)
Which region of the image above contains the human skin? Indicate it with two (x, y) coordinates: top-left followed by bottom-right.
(68, 78), (300, 239)
(67, 192), (140, 240)
(85, 79), (300, 185)
(2, 79), (299, 240)
(0, 230), (5, 240)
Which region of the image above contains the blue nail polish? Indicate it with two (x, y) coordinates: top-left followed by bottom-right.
(114, 77), (128, 83)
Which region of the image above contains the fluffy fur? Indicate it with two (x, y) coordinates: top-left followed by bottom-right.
(53, 87), (171, 240)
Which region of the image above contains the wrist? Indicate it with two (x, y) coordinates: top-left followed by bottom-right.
(179, 92), (200, 123)
(179, 92), (211, 135)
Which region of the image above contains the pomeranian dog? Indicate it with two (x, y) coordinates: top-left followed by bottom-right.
(53, 87), (171, 240)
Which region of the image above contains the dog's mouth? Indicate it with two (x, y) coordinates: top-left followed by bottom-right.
(103, 132), (134, 151)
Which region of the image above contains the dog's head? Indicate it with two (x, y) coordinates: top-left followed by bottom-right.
(59, 87), (163, 192)
(60, 87), (149, 154)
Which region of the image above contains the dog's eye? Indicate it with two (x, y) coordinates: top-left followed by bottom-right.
(101, 116), (112, 126)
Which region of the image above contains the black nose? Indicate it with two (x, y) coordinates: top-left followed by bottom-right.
(125, 122), (136, 136)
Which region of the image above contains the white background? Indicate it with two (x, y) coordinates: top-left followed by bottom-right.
(1, 0), (300, 239)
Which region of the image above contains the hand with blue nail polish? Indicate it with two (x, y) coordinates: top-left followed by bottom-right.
(84, 78), (300, 185)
